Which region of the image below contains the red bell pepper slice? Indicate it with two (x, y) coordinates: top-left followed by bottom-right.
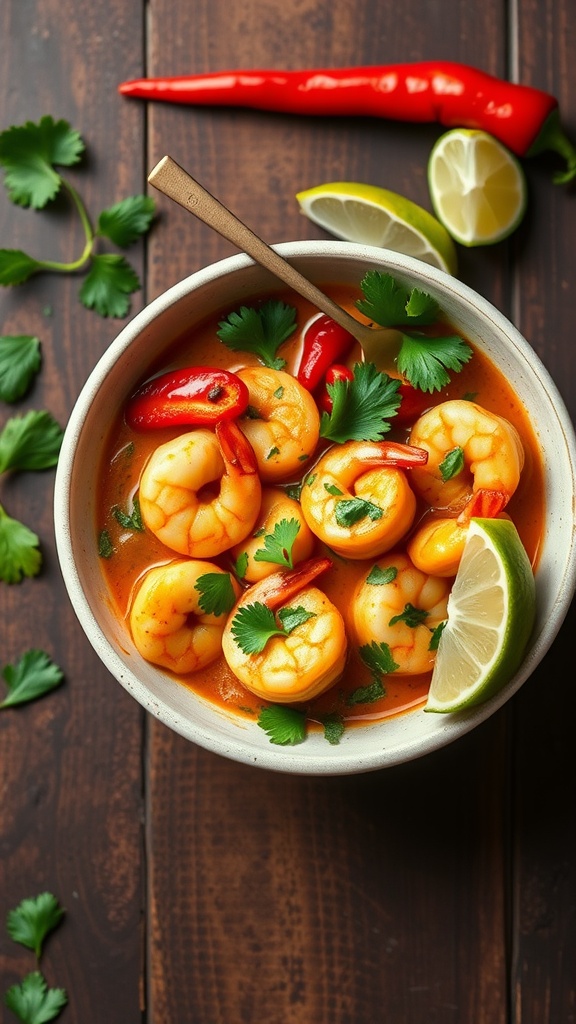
(125, 366), (249, 430)
(296, 315), (355, 392)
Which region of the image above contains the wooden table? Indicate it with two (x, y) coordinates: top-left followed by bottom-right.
(1, 1), (575, 1021)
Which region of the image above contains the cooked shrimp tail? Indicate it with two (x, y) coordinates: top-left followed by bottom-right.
(369, 440), (429, 468)
(458, 488), (509, 522)
(215, 418), (258, 474)
(252, 556), (333, 612)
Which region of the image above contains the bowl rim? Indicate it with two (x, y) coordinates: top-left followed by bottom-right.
(54, 240), (576, 774)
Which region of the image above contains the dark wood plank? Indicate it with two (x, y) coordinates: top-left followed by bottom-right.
(512, 1), (576, 1020)
(0, 1), (146, 1019)
(144, 2), (515, 1021)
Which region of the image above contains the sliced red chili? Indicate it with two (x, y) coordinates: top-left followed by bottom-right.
(297, 315), (356, 392)
(125, 366), (249, 430)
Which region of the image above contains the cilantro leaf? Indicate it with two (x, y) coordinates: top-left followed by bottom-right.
(98, 529), (114, 558)
(359, 640), (400, 679)
(320, 713), (345, 745)
(234, 550), (249, 579)
(216, 299), (297, 369)
(439, 446), (465, 481)
(112, 497), (143, 531)
(357, 271), (439, 327)
(0, 250), (43, 286)
(0, 504), (42, 583)
(194, 572), (237, 616)
(258, 705), (307, 745)
(366, 564), (398, 585)
(334, 497), (383, 527)
(429, 620), (447, 651)
(388, 603), (429, 628)
(4, 970), (67, 1024)
(79, 254), (140, 318)
(0, 650), (64, 709)
(396, 333), (473, 393)
(230, 601), (314, 654)
(0, 336), (41, 402)
(0, 116), (84, 208)
(0, 411), (63, 473)
(253, 518), (300, 568)
(347, 678), (387, 705)
(6, 892), (65, 958)
(96, 195), (156, 247)
(319, 362), (401, 443)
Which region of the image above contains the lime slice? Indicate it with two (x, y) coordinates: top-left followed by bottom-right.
(427, 129), (528, 247)
(295, 181), (458, 274)
(425, 518), (536, 713)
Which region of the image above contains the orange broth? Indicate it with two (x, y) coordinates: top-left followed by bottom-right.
(97, 283), (545, 730)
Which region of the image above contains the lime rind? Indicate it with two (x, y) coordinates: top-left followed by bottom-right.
(425, 518), (536, 713)
(296, 182), (458, 274)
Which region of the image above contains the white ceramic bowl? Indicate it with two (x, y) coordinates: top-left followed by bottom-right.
(54, 241), (576, 775)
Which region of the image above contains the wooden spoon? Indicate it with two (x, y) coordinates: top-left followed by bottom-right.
(147, 155), (402, 373)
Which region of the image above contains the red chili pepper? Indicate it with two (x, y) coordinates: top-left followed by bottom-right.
(125, 366), (249, 430)
(297, 315), (355, 392)
(119, 62), (576, 182)
(393, 381), (432, 426)
(317, 364), (355, 413)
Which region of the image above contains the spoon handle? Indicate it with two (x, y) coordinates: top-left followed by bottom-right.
(147, 155), (397, 361)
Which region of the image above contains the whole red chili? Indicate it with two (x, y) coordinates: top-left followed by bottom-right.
(296, 315), (356, 392)
(317, 364), (355, 414)
(119, 62), (576, 182)
(125, 366), (249, 430)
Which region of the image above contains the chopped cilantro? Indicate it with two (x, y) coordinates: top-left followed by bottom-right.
(347, 678), (387, 705)
(194, 572), (237, 616)
(356, 271), (473, 393)
(334, 497), (383, 527)
(320, 361), (401, 443)
(230, 601), (315, 654)
(320, 713), (345, 745)
(440, 446), (465, 481)
(7, 892), (65, 958)
(0, 335), (41, 402)
(324, 482), (343, 496)
(266, 446), (280, 460)
(0, 650), (64, 709)
(98, 529), (114, 559)
(359, 640), (400, 679)
(253, 518), (300, 569)
(113, 497), (143, 532)
(216, 299), (297, 369)
(234, 550), (249, 579)
(258, 705), (307, 745)
(388, 603), (429, 628)
(366, 564), (398, 585)
(0, 116), (155, 317)
(429, 620), (447, 651)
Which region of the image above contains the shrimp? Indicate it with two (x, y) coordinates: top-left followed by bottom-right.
(221, 557), (347, 703)
(130, 558), (241, 674)
(236, 366), (320, 482)
(408, 399), (525, 514)
(138, 419), (262, 558)
(300, 439), (428, 560)
(351, 552), (450, 675)
(230, 486), (315, 583)
(407, 400), (525, 575)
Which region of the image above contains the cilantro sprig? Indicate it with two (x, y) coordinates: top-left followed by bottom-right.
(231, 602), (315, 655)
(7, 893), (65, 959)
(320, 361), (401, 443)
(4, 892), (67, 1024)
(216, 299), (297, 368)
(357, 271), (473, 393)
(0, 410), (64, 583)
(0, 116), (155, 318)
(0, 650), (64, 709)
(5, 971), (67, 1024)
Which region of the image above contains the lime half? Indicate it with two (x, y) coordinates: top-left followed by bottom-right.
(426, 518), (536, 713)
(427, 129), (528, 247)
(295, 181), (458, 274)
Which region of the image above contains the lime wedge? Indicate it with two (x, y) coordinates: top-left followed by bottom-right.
(427, 129), (528, 247)
(295, 181), (458, 274)
(425, 518), (536, 713)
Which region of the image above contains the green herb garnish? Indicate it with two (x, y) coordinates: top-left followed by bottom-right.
(0, 335), (41, 402)
(217, 299), (297, 369)
(0, 650), (64, 709)
(194, 572), (237, 616)
(4, 972), (67, 1024)
(253, 518), (300, 569)
(388, 603), (429, 628)
(7, 893), (65, 959)
(231, 602), (315, 655)
(112, 496), (143, 532)
(359, 640), (400, 680)
(334, 497), (383, 528)
(320, 361), (401, 443)
(439, 446), (465, 481)
(366, 564), (398, 585)
(0, 116), (155, 318)
(257, 705), (307, 745)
